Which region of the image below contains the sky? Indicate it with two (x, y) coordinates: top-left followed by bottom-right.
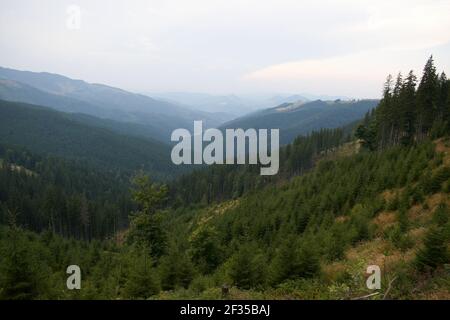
(1, 0), (450, 98)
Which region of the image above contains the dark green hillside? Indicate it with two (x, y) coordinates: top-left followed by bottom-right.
(0, 143), (134, 239)
(221, 99), (378, 144)
(1, 136), (448, 299)
(170, 126), (352, 205)
(0, 57), (449, 300)
(0, 99), (179, 179)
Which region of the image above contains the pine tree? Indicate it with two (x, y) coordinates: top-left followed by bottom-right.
(437, 72), (448, 120)
(399, 70), (417, 145)
(446, 77), (450, 131)
(126, 173), (168, 258)
(377, 74), (394, 149)
(391, 73), (403, 144)
(79, 194), (90, 241)
(123, 249), (160, 299)
(159, 246), (194, 290)
(227, 244), (267, 289)
(415, 226), (449, 271)
(432, 203), (449, 226)
(0, 211), (46, 300)
(270, 238), (320, 284)
(416, 56), (439, 138)
(189, 227), (222, 274)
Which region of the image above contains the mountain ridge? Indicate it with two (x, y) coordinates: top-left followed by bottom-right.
(0, 99), (184, 179)
(221, 99), (379, 144)
(0, 67), (228, 142)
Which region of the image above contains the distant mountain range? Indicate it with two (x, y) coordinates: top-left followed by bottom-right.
(221, 99), (379, 144)
(0, 67), (228, 143)
(148, 92), (257, 118)
(0, 66), (378, 177)
(150, 92), (351, 118)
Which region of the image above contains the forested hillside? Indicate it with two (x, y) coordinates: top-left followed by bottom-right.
(0, 143), (135, 240)
(221, 99), (378, 144)
(0, 57), (449, 300)
(170, 125), (353, 205)
(0, 99), (181, 179)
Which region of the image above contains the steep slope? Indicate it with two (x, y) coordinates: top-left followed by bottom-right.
(0, 99), (181, 179)
(162, 138), (450, 299)
(221, 99), (379, 144)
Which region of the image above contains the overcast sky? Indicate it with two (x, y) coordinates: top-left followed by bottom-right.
(1, 0), (450, 98)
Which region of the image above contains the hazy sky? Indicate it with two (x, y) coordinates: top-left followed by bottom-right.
(1, 0), (450, 98)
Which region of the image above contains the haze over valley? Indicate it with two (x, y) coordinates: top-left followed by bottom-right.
(0, 0), (449, 302)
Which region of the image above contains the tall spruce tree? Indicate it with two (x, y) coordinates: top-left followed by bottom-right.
(126, 173), (168, 258)
(437, 72), (450, 132)
(399, 70), (417, 145)
(391, 73), (404, 144)
(416, 56), (439, 138)
(377, 74), (394, 149)
(415, 226), (449, 271)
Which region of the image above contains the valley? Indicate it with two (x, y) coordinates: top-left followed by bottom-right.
(0, 57), (449, 301)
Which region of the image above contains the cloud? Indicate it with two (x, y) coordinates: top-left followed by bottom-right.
(240, 0), (450, 97)
(241, 45), (450, 98)
(1, 0), (450, 96)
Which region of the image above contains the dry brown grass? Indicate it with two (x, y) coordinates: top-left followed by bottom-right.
(318, 141), (361, 163)
(408, 204), (429, 224)
(373, 211), (397, 230)
(114, 230), (127, 245)
(381, 188), (403, 203)
(345, 238), (391, 267)
(435, 137), (450, 166)
(198, 199), (239, 226)
(417, 290), (450, 300)
(322, 139), (450, 298)
(408, 193), (450, 224)
(335, 215), (349, 223)
(426, 192), (450, 210)
(322, 262), (348, 282)
(407, 227), (427, 246)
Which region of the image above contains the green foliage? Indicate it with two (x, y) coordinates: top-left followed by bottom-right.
(222, 99), (377, 145)
(0, 99), (179, 179)
(357, 56), (450, 150)
(385, 225), (414, 251)
(126, 214), (166, 258)
(171, 127), (351, 205)
(432, 203), (449, 226)
(324, 228), (347, 261)
(269, 238), (320, 284)
(159, 247), (195, 290)
(126, 174), (168, 258)
(0, 143), (133, 239)
(131, 173), (168, 214)
(415, 226), (449, 272)
(226, 244), (267, 289)
(123, 249), (160, 299)
(0, 56), (448, 299)
(189, 227), (222, 274)
(0, 226), (49, 299)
